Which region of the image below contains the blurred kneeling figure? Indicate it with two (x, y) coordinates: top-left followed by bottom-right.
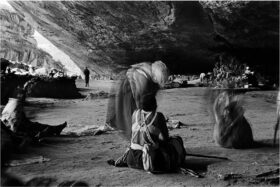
(213, 92), (254, 149)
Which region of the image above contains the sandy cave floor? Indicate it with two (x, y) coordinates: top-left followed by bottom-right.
(3, 79), (279, 186)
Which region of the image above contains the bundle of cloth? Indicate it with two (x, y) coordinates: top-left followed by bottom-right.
(1, 86), (67, 142)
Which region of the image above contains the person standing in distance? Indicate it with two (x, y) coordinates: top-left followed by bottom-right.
(84, 67), (90, 87)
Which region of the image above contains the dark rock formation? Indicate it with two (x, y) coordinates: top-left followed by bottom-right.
(8, 1), (279, 79)
(8, 1), (215, 75)
(200, 1), (279, 49)
(24, 76), (82, 99)
(1, 74), (81, 105)
(201, 1), (279, 81)
(0, 8), (64, 71)
(1, 74), (31, 105)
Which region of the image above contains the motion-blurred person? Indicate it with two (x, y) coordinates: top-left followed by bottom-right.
(213, 91), (254, 149)
(84, 67), (90, 87)
(106, 60), (168, 138)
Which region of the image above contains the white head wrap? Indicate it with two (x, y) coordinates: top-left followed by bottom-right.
(151, 60), (169, 87)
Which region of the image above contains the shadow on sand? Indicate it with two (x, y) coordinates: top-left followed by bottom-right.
(184, 157), (227, 172)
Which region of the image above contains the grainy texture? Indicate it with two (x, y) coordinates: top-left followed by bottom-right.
(8, 1), (279, 77)
(5, 80), (279, 186)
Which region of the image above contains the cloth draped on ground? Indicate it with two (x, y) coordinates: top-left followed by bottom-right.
(1, 98), (66, 139)
(106, 62), (159, 139)
(125, 136), (186, 172)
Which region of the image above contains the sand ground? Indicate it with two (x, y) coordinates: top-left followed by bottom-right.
(4, 79), (279, 186)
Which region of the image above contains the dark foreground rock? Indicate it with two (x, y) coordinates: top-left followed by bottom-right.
(1, 74), (31, 105)
(24, 76), (82, 99)
(1, 74), (82, 105)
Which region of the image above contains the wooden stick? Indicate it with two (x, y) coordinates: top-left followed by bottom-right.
(186, 153), (229, 160)
(180, 167), (203, 178)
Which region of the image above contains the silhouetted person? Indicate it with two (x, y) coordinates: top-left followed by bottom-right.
(84, 67), (90, 87)
(1, 58), (10, 74)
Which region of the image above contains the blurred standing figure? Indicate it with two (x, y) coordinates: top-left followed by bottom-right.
(84, 67), (90, 87)
(106, 61), (169, 138)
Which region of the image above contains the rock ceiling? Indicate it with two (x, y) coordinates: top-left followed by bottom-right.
(8, 1), (279, 76)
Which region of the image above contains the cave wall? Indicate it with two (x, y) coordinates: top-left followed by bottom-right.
(201, 1), (279, 80)
(8, 1), (217, 75)
(8, 1), (279, 78)
(0, 8), (64, 71)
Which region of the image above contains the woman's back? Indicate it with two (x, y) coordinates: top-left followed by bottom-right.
(131, 110), (168, 148)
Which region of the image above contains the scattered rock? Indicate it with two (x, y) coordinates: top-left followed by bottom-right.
(84, 91), (113, 100)
(7, 156), (50, 167)
(65, 124), (114, 137)
(166, 119), (183, 129)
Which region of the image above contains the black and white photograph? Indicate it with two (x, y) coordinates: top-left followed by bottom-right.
(0, 0), (279, 186)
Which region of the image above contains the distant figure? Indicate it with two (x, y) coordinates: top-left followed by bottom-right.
(84, 67), (90, 87)
(106, 61), (168, 139)
(213, 92), (254, 149)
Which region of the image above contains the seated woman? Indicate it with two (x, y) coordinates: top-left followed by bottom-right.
(1, 87), (67, 141)
(106, 61), (168, 139)
(213, 91), (254, 149)
(111, 94), (186, 173)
